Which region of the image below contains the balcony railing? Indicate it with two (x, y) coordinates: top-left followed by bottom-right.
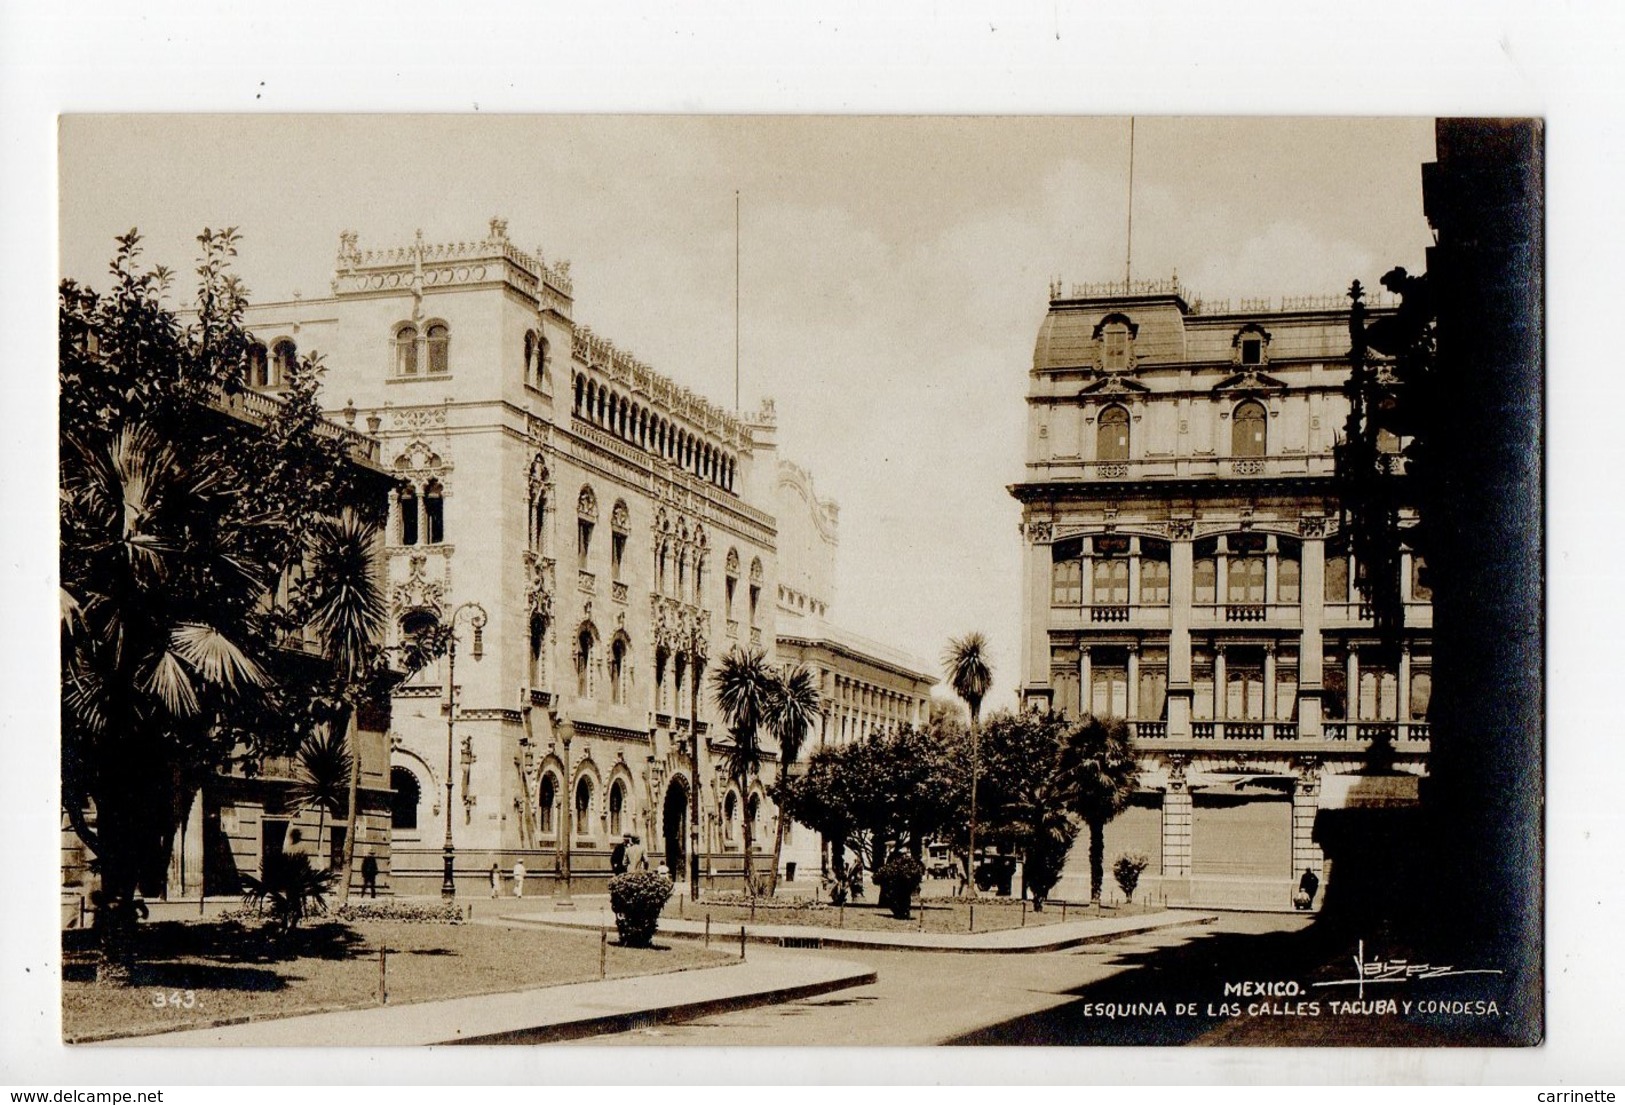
(1091, 604), (1130, 623)
(1225, 603), (1266, 622)
(1230, 458), (1265, 476)
(1132, 721), (1167, 740)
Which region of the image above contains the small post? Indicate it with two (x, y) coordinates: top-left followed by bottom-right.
(740, 924), (747, 960)
(918, 894), (925, 932)
(600, 924), (608, 980)
(750, 897), (756, 923)
(1062, 900), (1068, 923)
(79, 897), (86, 929)
(705, 913), (711, 948)
(199, 893), (206, 917)
(1022, 900), (1028, 927)
(839, 903), (844, 928)
(969, 901), (975, 933)
(378, 945), (388, 1005)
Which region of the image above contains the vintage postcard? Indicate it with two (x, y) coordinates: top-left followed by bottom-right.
(52, 114), (1542, 1060)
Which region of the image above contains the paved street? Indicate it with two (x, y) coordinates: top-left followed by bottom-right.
(581, 911), (1311, 1046)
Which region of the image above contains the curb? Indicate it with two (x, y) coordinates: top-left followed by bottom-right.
(506, 909), (1218, 955)
(442, 967), (879, 1044)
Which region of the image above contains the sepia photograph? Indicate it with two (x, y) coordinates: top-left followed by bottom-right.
(50, 112), (1543, 1055)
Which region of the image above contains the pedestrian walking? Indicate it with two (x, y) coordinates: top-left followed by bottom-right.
(610, 836), (630, 876)
(513, 859), (527, 897)
(489, 863), (502, 899)
(1295, 867), (1320, 910)
(361, 852), (379, 898)
(627, 835), (648, 872)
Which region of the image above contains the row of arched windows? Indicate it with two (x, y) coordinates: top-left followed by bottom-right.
(1090, 399), (1268, 463)
(244, 339), (298, 390)
(397, 483), (445, 545)
(522, 329), (552, 391)
(394, 322), (451, 377)
(572, 373), (737, 493)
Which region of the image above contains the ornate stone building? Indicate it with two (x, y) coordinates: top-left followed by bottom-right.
(770, 459), (936, 884)
(1011, 278), (1432, 909)
(241, 220), (785, 894)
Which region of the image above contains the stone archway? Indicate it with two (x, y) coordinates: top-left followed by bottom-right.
(663, 777), (689, 882)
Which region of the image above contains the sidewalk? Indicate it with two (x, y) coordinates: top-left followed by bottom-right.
(510, 906), (1217, 954)
(106, 948), (876, 1047)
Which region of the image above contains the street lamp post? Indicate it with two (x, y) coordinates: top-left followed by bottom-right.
(442, 601), (488, 902)
(689, 633), (705, 893)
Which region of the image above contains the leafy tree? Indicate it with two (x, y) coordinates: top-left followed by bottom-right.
(776, 719), (965, 901)
(943, 632), (993, 895)
(60, 229), (387, 981)
(711, 646), (774, 897)
(762, 663), (821, 896)
(1058, 715), (1140, 905)
(1113, 853), (1150, 904)
(976, 710), (1082, 910)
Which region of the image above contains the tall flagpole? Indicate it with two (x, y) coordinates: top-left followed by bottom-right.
(735, 190), (741, 413)
(1125, 117), (1136, 285)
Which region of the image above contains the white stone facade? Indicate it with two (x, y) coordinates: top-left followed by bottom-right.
(1013, 278), (1432, 909)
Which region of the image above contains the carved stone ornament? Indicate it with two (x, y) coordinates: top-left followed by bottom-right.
(391, 553), (446, 615)
(1167, 755), (1189, 793)
(1165, 519), (1195, 540)
(1027, 519), (1054, 543)
(1298, 515), (1328, 538)
(523, 552), (555, 619)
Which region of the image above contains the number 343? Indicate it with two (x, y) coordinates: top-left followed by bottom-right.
(152, 990), (197, 1009)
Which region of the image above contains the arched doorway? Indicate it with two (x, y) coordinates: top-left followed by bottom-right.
(663, 778), (689, 882)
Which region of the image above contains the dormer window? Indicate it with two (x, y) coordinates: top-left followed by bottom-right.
(1103, 325), (1129, 370)
(1241, 338), (1263, 365)
(1233, 324), (1271, 367)
(1093, 313), (1139, 372)
(271, 340), (297, 386)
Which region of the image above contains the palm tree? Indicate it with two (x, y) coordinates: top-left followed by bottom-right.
(711, 646), (774, 897)
(288, 725), (354, 871)
(61, 423), (271, 980)
(943, 632), (993, 897)
(303, 509), (386, 903)
(1058, 715), (1140, 905)
(763, 663), (822, 896)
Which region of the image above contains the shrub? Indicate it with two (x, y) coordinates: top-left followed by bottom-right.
(334, 899), (465, 924)
(238, 853), (335, 936)
(874, 853), (925, 919)
(1113, 853), (1150, 904)
(609, 870), (674, 947)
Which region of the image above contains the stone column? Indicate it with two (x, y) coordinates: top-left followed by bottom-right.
(1126, 643), (1141, 720)
(1168, 526), (1194, 739)
(1263, 643), (1277, 722)
(1265, 535), (1279, 605)
(1348, 646), (1361, 723)
(1079, 646), (1093, 716)
(1214, 645), (1228, 722)
(1161, 757), (1192, 878)
(1128, 537), (1142, 607)
(1398, 647), (1413, 730)
(1298, 529), (1326, 738)
(1292, 759), (1324, 877)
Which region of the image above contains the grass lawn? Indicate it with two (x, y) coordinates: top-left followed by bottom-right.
(62, 918), (732, 1043)
(669, 894), (1160, 936)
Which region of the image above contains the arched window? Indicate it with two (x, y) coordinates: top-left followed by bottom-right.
(1100, 321), (1132, 370)
(1098, 405), (1130, 461)
(1193, 538), (1218, 604)
(610, 637), (627, 704)
(724, 790), (738, 842)
(423, 481), (445, 544)
(749, 558), (764, 625)
(575, 776), (593, 827)
(398, 486), (419, 546)
(523, 331), (537, 383)
(574, 373), (584, 414)
(577, 486), (597, 568)
(610, 501), (629, 581)
(245, 343), (270, 388)
(609, 780), (625, 837)
(529, 611), (546, 689)
(396, 325), (419, 376)
(539, 336), (551, 389)
(390, 767), (420, 830)
(1277, 538), (1302, 604)
(426, 323), (450, 375)
(1091, 535), (1129, 606)
(746, 793), (760, 830)
(577, 628), (595, 697)
(538, 773), (557, 835)
(271, 339), (297, 386)
(1232, 400), (1267, 458)
(1050, 538), (1082, 606)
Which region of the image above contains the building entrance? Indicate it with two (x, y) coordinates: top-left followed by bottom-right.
(663, 779), (688, 882)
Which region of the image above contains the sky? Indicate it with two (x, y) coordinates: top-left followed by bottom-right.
(58, 115), (1437, 703)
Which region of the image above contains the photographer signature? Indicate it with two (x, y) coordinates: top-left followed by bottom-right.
(1310, 940), (1504, 999)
